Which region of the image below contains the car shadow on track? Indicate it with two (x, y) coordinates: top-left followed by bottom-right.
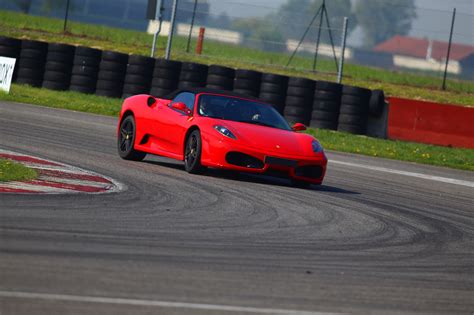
(143, 159), (359, 195)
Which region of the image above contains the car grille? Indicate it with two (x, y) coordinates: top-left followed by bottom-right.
(264, 156), (298, 167)
(225, 152), (264, 169)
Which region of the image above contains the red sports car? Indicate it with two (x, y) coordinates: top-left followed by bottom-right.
(117, 88), (327, 186)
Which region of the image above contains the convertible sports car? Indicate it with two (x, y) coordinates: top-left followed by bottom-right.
(117, 88), (327, 186)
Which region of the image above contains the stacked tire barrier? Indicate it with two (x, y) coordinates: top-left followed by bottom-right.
(16, 40), (48, 87)
(96, 51), (128, 98)
(206, 65), (235, 91)
(70, 46), (102, 94)
(369, 90), (385, 117)
(122, 55), (154, 98)
(42, 43), (75, 91)
(150, 58), (182, 98)
(284, 77), (315, 125)
(0, 36), (21, 80)
(258, 73), (288, 114)
(338, 85), (372, 134)
(1, 36), (388, 138)
(178, 62), (208, 89)
(310, 81), (342, 130)
(0, 36), (21, 58)
(233, 69), (261, 97)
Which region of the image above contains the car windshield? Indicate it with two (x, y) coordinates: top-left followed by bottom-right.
(197, 94), (292, 131)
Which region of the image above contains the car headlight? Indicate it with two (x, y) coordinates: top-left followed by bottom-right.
(312, 139), (323, 153)
(214, 125), (236, 139)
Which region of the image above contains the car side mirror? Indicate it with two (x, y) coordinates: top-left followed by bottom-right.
(171, 102), (192, 116)
(292, 123), (306, 131)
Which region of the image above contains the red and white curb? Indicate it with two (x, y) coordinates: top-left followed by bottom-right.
(0, 149), (124, 194)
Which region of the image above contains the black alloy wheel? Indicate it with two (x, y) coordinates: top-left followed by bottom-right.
(184, 130), (204, 174)
(118, 115), (146, 161)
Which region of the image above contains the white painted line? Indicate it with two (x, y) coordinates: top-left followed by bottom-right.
(0, 181), (74, 193)
(40, 176), (113, 188)
(0, 291), (343, 315)
(0, 148), (126, 194)
(331, 160), (474, 188)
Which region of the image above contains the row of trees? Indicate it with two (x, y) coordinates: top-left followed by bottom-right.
(231, 0), (416, 50)
(6, 0), (417, 49)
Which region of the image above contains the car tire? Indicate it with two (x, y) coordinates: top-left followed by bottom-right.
(118, 115), (146, 161)
(184, 130), (205, 174)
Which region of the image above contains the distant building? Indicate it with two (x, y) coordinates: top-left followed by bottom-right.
(373, 35), (474, 76)
(374, 35), (474, 62)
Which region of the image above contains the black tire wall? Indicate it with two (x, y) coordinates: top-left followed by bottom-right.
(338, 85), (371, 134)
(284, 77), (315, 125)
(233, 69), (262, 97)
(151, 58), (182, 97)
(122, 55), (154, 98)
(42, 43), (75, 91)
(70, 46), (102, 94)
(1, 35), (381, 134)
(178, 62), (208, 89)
(0, 36), (21, 80)
(259, 73), (288, 114)
(206, 65), (235, 91)
(96, 51), (128, 98)
(310, 81), (342, 130)
(16, 40), (48, 87)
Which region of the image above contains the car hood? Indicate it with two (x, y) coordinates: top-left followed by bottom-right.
(216, 120), (314, 156)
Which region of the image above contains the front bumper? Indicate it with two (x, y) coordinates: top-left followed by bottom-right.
(200, 133), (327, 184)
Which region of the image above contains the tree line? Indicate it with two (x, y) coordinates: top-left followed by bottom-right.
(5, 0), (417, 49)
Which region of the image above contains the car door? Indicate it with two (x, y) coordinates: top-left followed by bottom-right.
(154, 92), (196, 155)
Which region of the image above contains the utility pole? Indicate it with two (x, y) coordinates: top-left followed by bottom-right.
(150, 0), (164, 57)
(312, 0), (325, 71)
(63, 0), (71, 32)
(165, 0), (179, 60)
(442, 8), (456, 90)
(186, 0), (198, 53)
(337, 17), (349, 83)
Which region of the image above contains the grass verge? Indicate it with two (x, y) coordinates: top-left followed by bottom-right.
(0, 84), (122, 116)
(1, 10), (473, 106)
(1, 84), (472, 171)
(0, 158), (38, 182)
(307, 129), (474, 171)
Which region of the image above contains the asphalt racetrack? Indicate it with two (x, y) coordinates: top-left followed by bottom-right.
(0, 101), (473, 314)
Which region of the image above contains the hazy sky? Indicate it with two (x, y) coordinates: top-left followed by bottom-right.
(208, 0), (474, 45)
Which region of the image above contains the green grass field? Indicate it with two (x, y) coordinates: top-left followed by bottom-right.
(1, 10), (473, 106)
(1, 84), (472, 171)
(0, 158), (38, 182)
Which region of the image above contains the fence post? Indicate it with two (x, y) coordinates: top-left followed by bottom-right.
(63, 0), (71, 32)
(442, 7), (456, 91)
(150, 0), (163, 57)
(195, 27), (205, 55)
(337, 17), (348, 84)
(186, 0), (198, 53)
(165, 0), (179, 60)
